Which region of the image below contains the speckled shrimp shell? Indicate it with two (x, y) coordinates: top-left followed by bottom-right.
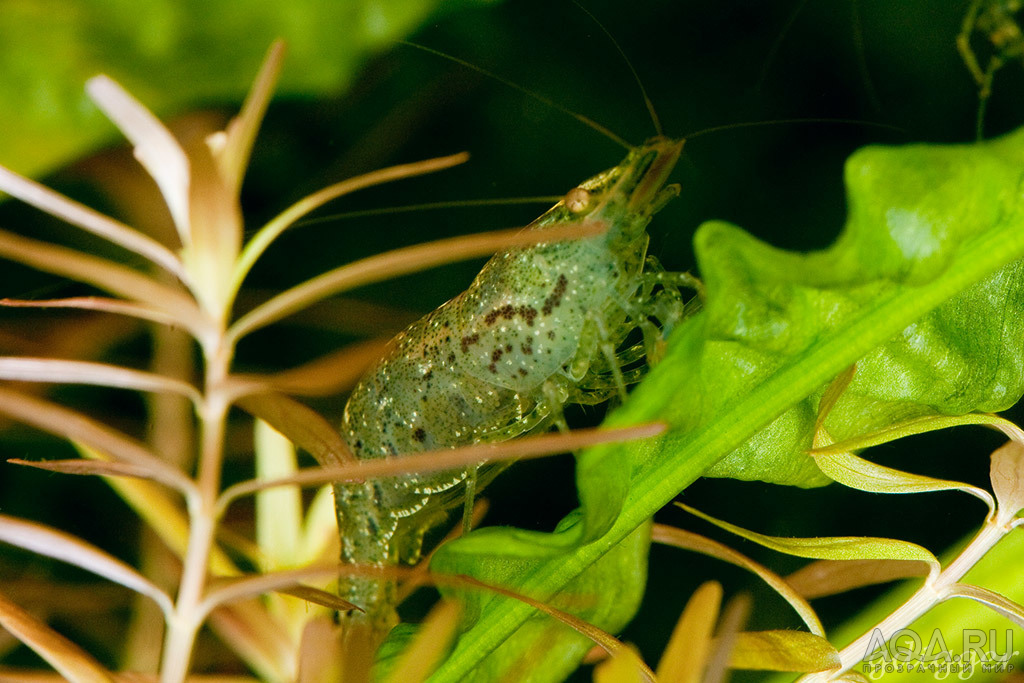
(334, 136), (699, 627)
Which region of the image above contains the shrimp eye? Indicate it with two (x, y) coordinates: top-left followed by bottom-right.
(564, 187), (590, 213)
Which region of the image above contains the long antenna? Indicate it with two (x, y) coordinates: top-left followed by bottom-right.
(294, 197), (562, 228)
(683, 117), (903, 140)
(569, 0), (664, 137)
(400, 40), (633, 150)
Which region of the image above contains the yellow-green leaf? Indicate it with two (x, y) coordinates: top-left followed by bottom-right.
(677, 503), (940, 569)
(727, 630), (840, 672)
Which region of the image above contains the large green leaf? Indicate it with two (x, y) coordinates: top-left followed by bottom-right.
(428, 127), (1024, 680)
(0, 0), (479, 178)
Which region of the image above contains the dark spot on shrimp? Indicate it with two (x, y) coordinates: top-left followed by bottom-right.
(521, 340), (533, 355)
(460, 333), (480, 353)
(518, 368), (529, 377)
(447, 352), (456, 364)
(541, 274), (568, 315)
(505, 344), (513, 352)
(488, 362), (497, 374)
(547, 331), (556, 340)
(491, 348), (503, 363)
(413, 427), (427, 443)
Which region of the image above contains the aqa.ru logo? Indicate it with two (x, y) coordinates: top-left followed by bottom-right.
(861, 628), (1019, 679)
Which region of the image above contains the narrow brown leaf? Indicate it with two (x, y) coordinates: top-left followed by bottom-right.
(216, 41), (286, 194)
(703, 594), (750, 683)
(278, 585), (356, 612)
(228, 218), (607, 341)
(208, 601), (294, 682)
(231, 152), (471, 295)
(9, 458), (168, 482)
(0, 357), (201, 403)
(199, 566), (359, 621)
(785, 559), (931, 599)
(0, 515), (173, 616)
(0, 297), (177, 326)
(236, 392), (354, 467)
(297, 616), (344, 683)
(653, 524), (824, 635)
(218, 422), (664, 510)
(0, 228), (206, 336)
(0, 163), (185, 279)
(0, 589), (116, 682)
(258, 338), (389, 396)
(443, 574), (656, 683)
(0, 386), (193, 494)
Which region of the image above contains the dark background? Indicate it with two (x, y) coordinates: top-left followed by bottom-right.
(1, 0), (1022, 677)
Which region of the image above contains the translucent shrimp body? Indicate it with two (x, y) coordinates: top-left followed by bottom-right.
(335, 136), (685, 626)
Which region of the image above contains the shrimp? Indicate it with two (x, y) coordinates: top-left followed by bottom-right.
(333, 134), (698, 628)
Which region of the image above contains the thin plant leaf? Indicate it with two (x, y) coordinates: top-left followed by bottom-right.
(397, 499), (489, 602)
(593, 645), (649, 683)
(182, 134), (243, 316)
(811, 413), (1013, 455)
(298, 485), (339, 567)
(0, 386), (194, 494)
(215, 41), (285, 194)
(0, 296), (178, 326)
(0, 228), (206, 336)
(0, 514), (173, 617)
(0, 590), (115, 683)
(990, 440), (1024, 521)
(227, 219), (607, 342)
(784, 559), (931, 599)
(943, 583), (1024, 628)
(256, 338), (389, 396)
(218, 422), (664, 511)
(74, 444), (237, 576)
(991, 420), (1024, 445)
(811, 440), (994, 513)
(297, 616), (344, 683)
(703, 594), (750, 683)
(652, 524), (824, 635)
(726, 631), (840, 672)
(278, 585), (353, 612)
(655, 580), (722, 683)
(815, 364), (857, 435)
(86, 75), (191, 247)
(9, 458), (175, 483)
(0, 357), (201, 404)
(384, 601), (462, 683)
(676, 503), (940, 570)
(254, 419), (302, 568)
(208, 601), (294, 682)
(231, 152), (470, 295)
(0, 164), (185, 281)
(446, 574), (656, 683)
(198, 565), (359, 622)
(235, 392), (354, 467)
